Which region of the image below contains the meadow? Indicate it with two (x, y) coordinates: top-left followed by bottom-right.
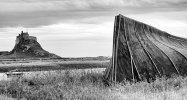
(0, 59), (187, 100)
(0, 68), (187, 100)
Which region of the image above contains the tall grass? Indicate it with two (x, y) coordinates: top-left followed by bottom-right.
(0, 70), (187, 100)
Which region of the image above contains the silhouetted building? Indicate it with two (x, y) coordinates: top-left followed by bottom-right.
(16, 31), (37, 44)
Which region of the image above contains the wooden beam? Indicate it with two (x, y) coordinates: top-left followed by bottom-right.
(134, 24), (162, 77)
(144, 31), (180, 75)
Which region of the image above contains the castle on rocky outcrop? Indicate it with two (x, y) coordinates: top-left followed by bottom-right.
(16, 31), (37, 44)
(0, 31), (61, 59)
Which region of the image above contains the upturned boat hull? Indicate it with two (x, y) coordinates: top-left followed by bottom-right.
(105, 14), (187, 82)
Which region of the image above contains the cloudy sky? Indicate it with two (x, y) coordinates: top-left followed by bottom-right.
(0, 0), (187, 57)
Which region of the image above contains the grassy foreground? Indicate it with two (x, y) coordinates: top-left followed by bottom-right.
(0, 69), (187, 100)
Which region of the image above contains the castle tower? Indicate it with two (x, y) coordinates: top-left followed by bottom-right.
(15, 31), (37, 44)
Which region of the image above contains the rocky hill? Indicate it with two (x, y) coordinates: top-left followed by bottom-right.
(0, 31), (61, 59)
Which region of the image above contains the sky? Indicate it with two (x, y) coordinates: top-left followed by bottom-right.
(0, 0), (187, 57)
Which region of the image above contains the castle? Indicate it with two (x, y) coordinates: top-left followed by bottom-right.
(15, 31), (37, 44)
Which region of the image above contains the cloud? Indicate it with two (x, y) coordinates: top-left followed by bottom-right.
(0, 0), (187, 28)
(1, 0), (187, 57)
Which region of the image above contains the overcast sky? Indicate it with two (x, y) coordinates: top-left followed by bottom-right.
(0, 0), (187, 57)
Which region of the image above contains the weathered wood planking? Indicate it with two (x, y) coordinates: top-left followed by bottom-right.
(105, 14), (187, 83)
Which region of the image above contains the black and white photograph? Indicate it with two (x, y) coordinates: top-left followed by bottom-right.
(0, 0), (187, 100)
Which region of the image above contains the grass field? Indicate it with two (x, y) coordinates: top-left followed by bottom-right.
(0, 59), (187, 100)
(0, 67), (187, 100)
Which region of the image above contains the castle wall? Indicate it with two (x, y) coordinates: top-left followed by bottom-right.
(15, 36), (20, 44)
(22, 33), (29, 38)
(28, 36), (37, 41)
(15, 32), (37, 44)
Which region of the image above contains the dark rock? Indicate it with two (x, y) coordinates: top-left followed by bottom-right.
(0, 51), (9, 56)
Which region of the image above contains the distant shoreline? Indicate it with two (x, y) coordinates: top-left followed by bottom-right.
(0, 60), (109, 73)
